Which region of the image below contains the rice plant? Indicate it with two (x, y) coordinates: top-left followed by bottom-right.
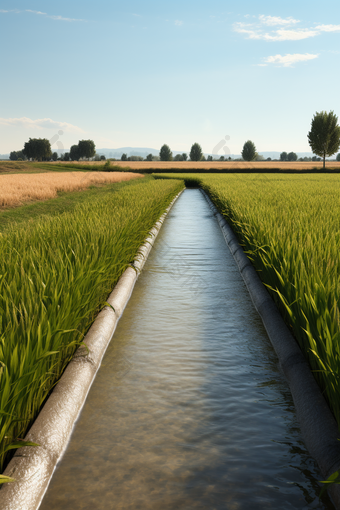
(0, 177), (184, 472)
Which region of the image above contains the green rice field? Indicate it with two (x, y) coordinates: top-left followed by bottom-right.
(0, 176), (184, 473)
(1, 169), (339, 488)
(157, 172), (340, 428)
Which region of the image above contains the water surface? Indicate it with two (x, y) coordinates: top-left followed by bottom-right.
(40, 189), (333, 510)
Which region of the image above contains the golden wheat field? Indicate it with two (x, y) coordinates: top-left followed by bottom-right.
(63, 160), (340, 170)
(0, 171), (143, 208)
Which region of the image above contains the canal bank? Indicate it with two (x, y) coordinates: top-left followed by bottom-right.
(38, 189), (333, 509)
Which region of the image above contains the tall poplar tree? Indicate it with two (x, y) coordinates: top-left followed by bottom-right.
(308, 111), (340, 169)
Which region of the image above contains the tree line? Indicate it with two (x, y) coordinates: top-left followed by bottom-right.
(9, 111), (340, 167)
(10, 138), (96, 162)
(137, 112), (340, 166)
(240, 111), (340, 167)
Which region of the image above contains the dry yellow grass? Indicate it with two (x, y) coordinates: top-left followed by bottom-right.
(59, 160), (340, 171)
(0, 171), (143, 208)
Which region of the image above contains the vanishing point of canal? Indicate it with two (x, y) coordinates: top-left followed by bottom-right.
(40, 189), (333, 510)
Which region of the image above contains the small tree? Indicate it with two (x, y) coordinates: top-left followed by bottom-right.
(10, 150), (26, 161)
(52, 152), (58, 161)
(280, 152), (288, 161)
(146, 153), (153, 161)
(70, 145), (80, 161)
(174, 154), (183, 161)
(159, 144), (172, 161)
(129, 156), (143, 161)
(308, 111), (340, 169)
(207, 155), (213, 161)
(189, 143), (203, 161)
(23, 138), (52, 161)
(182, 153), (188, 161)
(121, 153), (127, 161)
(78, 139), (95, 160)
(287, 151), (298, 161)
(242, 140), (257, 161)
(63, 152), (70, 161)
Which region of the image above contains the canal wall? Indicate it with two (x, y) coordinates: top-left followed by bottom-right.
(201, 189), (340, 508)
(0, 190), (184, 510)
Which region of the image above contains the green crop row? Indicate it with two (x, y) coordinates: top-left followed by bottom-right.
(0, 176), (184, 472)
(157, 173), (340, 426)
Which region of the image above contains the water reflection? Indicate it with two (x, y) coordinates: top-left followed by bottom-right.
(40, 189), (333, 510)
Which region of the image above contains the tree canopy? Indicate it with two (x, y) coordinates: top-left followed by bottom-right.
(189, 143), (203, 161)
(287, 152), (298, 161)
(159, 144), (172, 161)
(9, 150), (26, 161)
(280, 152), (288, 161)
(78, 139), (96, 160)
(22, 138), (52, 161)
(241, 140), (257, 161)
(307, 111), (340, 169)
(70, 145), (80, 161)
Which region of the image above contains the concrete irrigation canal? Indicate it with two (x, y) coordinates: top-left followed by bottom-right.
(39, 189), (333, 509)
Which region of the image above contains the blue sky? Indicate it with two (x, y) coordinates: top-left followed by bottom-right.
(1, 0), (340, 155)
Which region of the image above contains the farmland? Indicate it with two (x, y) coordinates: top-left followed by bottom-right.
(156, 172), (340, 426)
(57, 160), (340, 171)
(0, 175), (184, 471)
(0, 171), (143, 208)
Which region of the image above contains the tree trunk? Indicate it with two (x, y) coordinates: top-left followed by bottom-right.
(323, 152), (326, 170)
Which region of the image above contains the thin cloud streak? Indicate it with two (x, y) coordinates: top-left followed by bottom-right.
(262, 53), (319, 67)
(235, 16), (340, 42)
(0, 117), (84, 132)
(0, 9), (86, 22)
(316, 24), (340, 32)
(259, 15), (300, 26)
(235, 24), (318, 41)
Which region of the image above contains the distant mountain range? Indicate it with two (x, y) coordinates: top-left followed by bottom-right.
(0, 148), (336, 160)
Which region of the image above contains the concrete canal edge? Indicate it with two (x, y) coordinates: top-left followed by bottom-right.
(0, 190), (184, 510)
(201, 189), (340, 508)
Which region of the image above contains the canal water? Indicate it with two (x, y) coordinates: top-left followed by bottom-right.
(40, 189), (333, 510)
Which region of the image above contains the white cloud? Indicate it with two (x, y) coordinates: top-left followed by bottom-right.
(48, 15), (85, 22)
(259, 15), (300, 26)
(262, 53), (318, 67)
(264, 28), (319, 41)
(0, 9), (20, 13)
(234, 16), (340, 42)
(234, 22), (318, 41)
(0, 117), (84, 132)
(0, 9), (86, 22)
(26, 10), (47, 15)
(175, 20), (183, 26)
(316, 24), (340, 32)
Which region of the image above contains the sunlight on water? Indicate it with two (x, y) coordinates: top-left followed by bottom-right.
(40, 189), (334, 510)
